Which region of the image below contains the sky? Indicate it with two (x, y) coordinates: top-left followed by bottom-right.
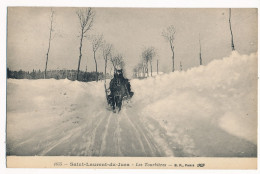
(7, 7), (257, 78)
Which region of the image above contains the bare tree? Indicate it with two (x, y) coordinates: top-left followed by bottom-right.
(76, 8), (95, 80)
(44, 9), (54, 79)
(142, 47), (156, 77)
(133, 63), (143, 78)
(90, 34), (103, 81)
(102, 42), (112, 102)
(180, 61), (183, 71)
(162, 25), (176, 72)
(142, 51), (148, 77)
(229, 8), (235, 51)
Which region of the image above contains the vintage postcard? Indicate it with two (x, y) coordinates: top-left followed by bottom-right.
(5, 6), (258, 170)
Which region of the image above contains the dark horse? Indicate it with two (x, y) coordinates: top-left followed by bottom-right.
(108, 69), (133, 112)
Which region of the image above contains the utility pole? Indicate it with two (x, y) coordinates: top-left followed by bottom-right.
(199, 34), (202, 65)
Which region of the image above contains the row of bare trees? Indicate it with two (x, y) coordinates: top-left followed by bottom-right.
(133, 8), (236, 78)
(43, 8), (126, 82)
(133, 25), (175, 78)
(133, 47), (156, 78)
(44, 8), (236, 81)
(76, 8), (126, 82)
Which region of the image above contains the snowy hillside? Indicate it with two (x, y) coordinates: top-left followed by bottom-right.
(7, 51), (257, 157)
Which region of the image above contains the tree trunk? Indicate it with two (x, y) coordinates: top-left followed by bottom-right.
(150, 61), (153, 77)
(77, 32), (84, 80)
(142, 65), (145, 78)
(94, 51), (98, 82)
(172, 51), (175, 72)
(44, 52), (49, 79)
(44, 11), (54, 79)
(146, 63), (149, 77)
(199, 53), (202, 65)
(170, 43), (175, 72)
(157, 59), (158, 75)
(229, 8), (235, 51)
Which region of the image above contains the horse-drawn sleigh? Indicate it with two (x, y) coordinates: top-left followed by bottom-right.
(105, 69), (134, 113)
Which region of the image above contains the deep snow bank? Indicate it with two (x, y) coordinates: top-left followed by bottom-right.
(131, 51), (257, 144)
(7, 78), (106, 145)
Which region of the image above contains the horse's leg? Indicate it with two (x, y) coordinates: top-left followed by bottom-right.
(118, 96), (122, 112)
(112, 96), (116, 111)
(116, 96), (119, 107)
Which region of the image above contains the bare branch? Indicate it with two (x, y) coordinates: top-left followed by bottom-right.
(110, 53), (125, 70)
(76, 8), (95, 35)
(90, 34), (103, 52)
(102, 42), (113, 60)
(142, 46), (156, 63)
(162, 25), (176, 72)
(162, 25), (176, 51)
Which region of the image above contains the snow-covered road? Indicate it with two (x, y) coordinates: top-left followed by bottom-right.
(7, 99), (166, 156)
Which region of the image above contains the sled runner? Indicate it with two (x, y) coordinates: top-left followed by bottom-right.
(105, 69), (134, 113)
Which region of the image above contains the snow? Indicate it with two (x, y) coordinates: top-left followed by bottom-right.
(132, 51), (257, 143)
(7, 51), (257, 157)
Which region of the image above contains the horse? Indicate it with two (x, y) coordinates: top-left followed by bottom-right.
(108, 78), (129, 112)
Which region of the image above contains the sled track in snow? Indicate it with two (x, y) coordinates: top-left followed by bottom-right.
(39, 126), (82, 155)
(85, 111), (109, 156)
(123, 112), (146, 155)
(9, 106), (173, 156)
(114, 114), (122, 156)
(99, 113), (112, 155)
(123, 109), (164, 157)
(38, 110), (107, 156)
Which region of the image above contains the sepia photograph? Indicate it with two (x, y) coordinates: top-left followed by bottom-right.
(5, 6), (258, 169)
